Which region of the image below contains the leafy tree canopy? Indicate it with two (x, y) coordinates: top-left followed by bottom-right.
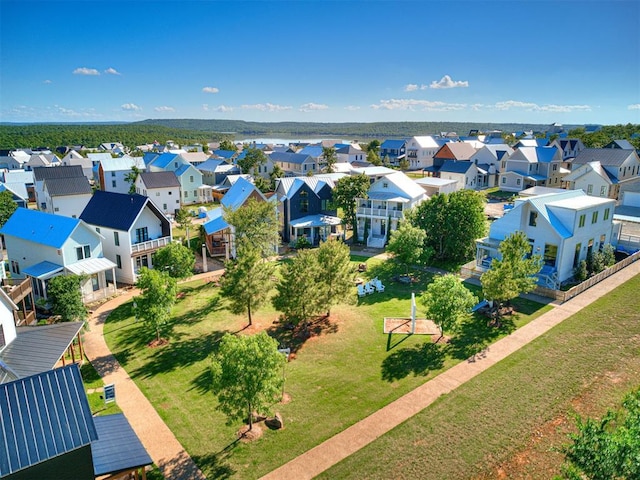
(315, 238), (355, 316)
(152, 242), (195, 279)
(134, 268), (177, 342)
(211, 332), (285, 431)
(386, 222), (428, 274)
(322, 146), (337, 173)
(331, 174), (369, 240)
(237, 146), (267, 175)
(47, 274), (88, 322)
(0, 190), (18, 227)
(224, 198), (279, 258)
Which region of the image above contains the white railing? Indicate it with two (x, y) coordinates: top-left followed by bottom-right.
(131, 236), (172, 254)
(357, 207), (403, 219)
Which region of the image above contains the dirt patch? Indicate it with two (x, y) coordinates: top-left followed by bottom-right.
(148, 338), (169, 348)
(280, 393), (292, 404)
(237, 424), (263, 442)
(383, 317), (439, 335)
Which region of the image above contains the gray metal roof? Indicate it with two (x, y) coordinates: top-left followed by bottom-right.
(33, 165), (84, 181)
(139, 171), (180, 188)
(91, 414), (153, 476)
(573, 148), (637, 167)
(44, 176), (92, 196)
(0, 322), (84, 379)
(0, 364), (97, 477)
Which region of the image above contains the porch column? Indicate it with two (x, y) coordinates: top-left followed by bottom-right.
(77, 332), (84, 364)
(112, 267), (117, 294)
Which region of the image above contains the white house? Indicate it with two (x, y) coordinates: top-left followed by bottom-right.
(80, 191), (173, 284)
(135, 171), (181, 216)
(0, 208), (117, 303)
(33, 165), (86, 212)
(61, 150), (94, 181)
(475, 190), (617, 289)
(355, 171), (428, 248)
(41, 176), (93, 218)
(498, 146), (564, 192)
(405, 136), (448, 170)
(570, 148), (640, 200)
(147, 153), (205, 205)
(562, 161), (615, 199)
(97, 155), (146, 194)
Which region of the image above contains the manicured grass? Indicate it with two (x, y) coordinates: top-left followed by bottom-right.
(103, 256), (550, 479)
(318, 274), (640, 479)
(80, 360), (122, 417)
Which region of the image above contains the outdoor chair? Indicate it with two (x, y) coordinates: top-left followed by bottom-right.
(374, 279), (385, 292)
(357, 284), (367, 297)
(364, 282), (375, 294)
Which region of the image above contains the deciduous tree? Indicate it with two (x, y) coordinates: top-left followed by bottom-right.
(237, 146), (267, 176)
(224, 198), (279, 258)
(124, 165), (141, 195)
(0, 190), (18, 228)
(134, 268), (177, 342)
(152, 242), (195, 279)
(420, 274), (477, 341)
(316, 238), (354, 316)
(480, 231), (542, 311)
(386, 221), (428, 274)
(211, 332), (285, 432)
(218, 139), (237, 151)
(331, 174), (369, 243)
(322, 146), (337, 173)
(174, 208), (193, 245)
(47, 274), (88, 322)
(220, 246), (274, 326)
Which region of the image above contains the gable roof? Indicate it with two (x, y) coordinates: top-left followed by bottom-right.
(438, 142), (477, 160)
(80, 191), (150, 231)
(0, 364), (97, 477)
(44, 176), (92, 196)
(196, 158), (227, 172)
(573, 148), (638, 167)
(147, 153), (179, 170)
(562, 161), (613, 184)
(380, 139), (406, 149)
(221, 176), (265, 210)
(369, 171), (426, 200)
(0, 208), (82, 248)
(2, 170), (34, 184)
(276, 175), (337, 198)
(203, 208), (228, 235)
(100, 156), (145, 172)
(269, 151), (314, 165)
(409, 136), (446, 149)
(139, 171), (180, 188)
(297, 145), (324, 157)
(212, 149), (236, 160)
(439, 160), (475, 173)
(33, 165), (84, 181)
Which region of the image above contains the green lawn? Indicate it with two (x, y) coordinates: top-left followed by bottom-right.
(102, 256), (550, 479)
(80, 360), (122, 417)
(318, 274), (640, 479)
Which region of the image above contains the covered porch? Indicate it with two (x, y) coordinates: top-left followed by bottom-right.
(198, 184), (214, 204)
(290, 214), (342, 246)
(65, 257), (118, 303)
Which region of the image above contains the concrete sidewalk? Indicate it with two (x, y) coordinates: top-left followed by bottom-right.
(83, 270), (222, 480)
(260, 260), (640, 480)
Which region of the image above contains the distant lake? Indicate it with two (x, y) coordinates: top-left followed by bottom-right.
(237, 137), (346, 145)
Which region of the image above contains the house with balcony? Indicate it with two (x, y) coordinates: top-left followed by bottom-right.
(134, 171), (181, 216)
(0, 208), (117, 304)
(203, 176), (272, 258)
(355, 171), (428, 248)
(569, 148), (640, 200)
(379, 139), (407, 166)
(474, 190), (617, 289)
(79, 191), (172, 284)
(275, 175), (341, 246)
(498, 146), (564, 192)
(405, 135), (449, 170)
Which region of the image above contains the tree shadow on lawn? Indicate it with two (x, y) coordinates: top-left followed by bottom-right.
(190, 451), (235, 480)
(130, 330), (228, 380)
(381, 340), (445, 382)
(267, 315), (338, 354)
(445, 313), (516, 361)
(172, 294), (225, 325)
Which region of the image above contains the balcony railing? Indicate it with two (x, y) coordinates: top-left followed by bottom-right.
(357, 207), (403, 219)
(131, 236), (172, 254)
(3, 277), (33, 303)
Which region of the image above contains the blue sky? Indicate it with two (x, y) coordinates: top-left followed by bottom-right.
(1, 0), (639, 125)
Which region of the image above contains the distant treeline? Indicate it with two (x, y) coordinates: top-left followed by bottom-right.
(136, 118), (556, 139)
(0, 123), (228, 150)
(1, 120), (638, 151)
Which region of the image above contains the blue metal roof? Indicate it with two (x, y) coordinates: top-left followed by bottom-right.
(298, 145), (324, 157)
(439, 160), (474, 173)
(91, 414), (152, 476)
(0, 364), (97, 477)
(174, 164), (191, 177)
(22, 261), (64, 280)
(0, 208), (80, 248)
(535, 146), (559, 163)
(203, 208), (228, 235)
(380, 139), (406, 149)
(149, 153), (178, 169)
(213, 149), (235, 159)
(197, 158), (226, 172)
(80, 191), (148, 231)
(221, 176), (262, 210)
(142, 152), (159, 166)
(270, 151), (313, 165)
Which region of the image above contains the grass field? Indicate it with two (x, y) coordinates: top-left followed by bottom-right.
(318, 273), (640, 479)
(102, 256), (550, 479)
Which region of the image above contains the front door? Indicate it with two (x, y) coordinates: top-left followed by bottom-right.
(380, 219), (386, 237)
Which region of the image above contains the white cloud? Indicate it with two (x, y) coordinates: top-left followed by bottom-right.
(494, 100), (590, 112)
(345, 105), (361, 111)
(404, 84), (419, 92)
(73, 67), (100, 76)
(202, 86), (220, 94)
(154, 106), (175, 112)
(104, 67), (121, 75)
(299, 102), (329, 112)
(214, 105), (233, 112)
(121, 103), (142, 111)
(628, 104), (640, 110)
(370, 99), (467, 111)
(429, 75), (469, 89)
(43, 79), (52, 84)
(241, 103), (292, 112)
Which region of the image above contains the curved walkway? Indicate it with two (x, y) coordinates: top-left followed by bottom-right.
(83, 270), (222, 480)
(260, 260), (640, 480)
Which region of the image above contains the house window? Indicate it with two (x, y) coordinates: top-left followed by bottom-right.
(543, 244), (558, 267)
(111, 172), (116, 177)
(516, 178), (521, 186)
(579, 214), (586, 228)
(600, 234), (607, 250)
(174, 162), (178, 168)
(91, 274), (100, 291)
(135, 227), (149, 244)
(190, 175), (194, 182)
(529, 211), (537, 227)
(193, 190), (197, 197)
(299, 190), (309, 213)
(383, 182), (388, 188)
(114, 231), (120, 246)
(184, 191), (188, 198)
(552, 164), (557, 171)
(600, 186), (606, 197)
(96, 227), (100, 233)
(502, 177), (506, 184)
(10, 260), (19, 275)
(604, 208), (610, 221)
(573, 243), (581, 268)
(321, 199), (328, 211)
(116, 254), (122, 269)
(135, 254), (149, 269)
(169, 191), (172, 195)
(156, 192), (160, 196)
(163, 203), (167, 210)
(112, 180), (117, 188)
(40, 202), (47, 209)
(76, 245), (91, 260)
(587, 184), (593, 195)
(592, 211), (598, 224)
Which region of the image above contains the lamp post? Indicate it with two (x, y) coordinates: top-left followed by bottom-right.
(202, 243), (208, 272)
